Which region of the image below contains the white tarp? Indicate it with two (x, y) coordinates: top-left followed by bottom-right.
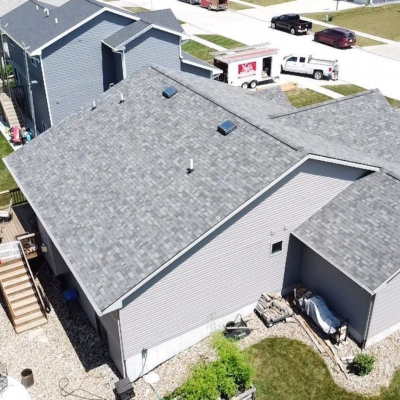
(300, 294), (340, 334)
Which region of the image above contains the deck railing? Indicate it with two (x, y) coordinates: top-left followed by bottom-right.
(0, 188), (27, 207)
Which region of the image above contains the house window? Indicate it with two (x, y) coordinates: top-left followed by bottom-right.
(31, 58), (38, 68)
(42, 121), (48, 132)
(271, 240), (283, 255)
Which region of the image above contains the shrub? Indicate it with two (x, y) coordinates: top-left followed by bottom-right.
(352, 353), (375, 376)
(173, 362), (219, 400)
(168, 333), (255, 399)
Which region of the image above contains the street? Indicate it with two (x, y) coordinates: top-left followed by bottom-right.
(115, 0), (400, 100)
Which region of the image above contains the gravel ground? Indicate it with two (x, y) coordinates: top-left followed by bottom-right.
(0, 275), (119, 400)
(2, 277), (400, 400)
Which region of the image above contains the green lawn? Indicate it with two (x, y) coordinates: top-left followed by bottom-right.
(302, 4), (400, 41)
(0, 133), (16, 192)
(124, 6), (150, 13)
(310, 23), (383, 47)
(241, 0), (294, 6)
(322, 84), (400, 109)
(246, 337), (400, 400)
(197, 35), (245, 49)
(228, 1), (253, 10)
(285, 89), (331, 108)
(182, 41), (216, 63)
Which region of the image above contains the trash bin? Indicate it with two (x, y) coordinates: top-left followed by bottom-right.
(21, 369), (34, 388)
(325, 14), (333, 22)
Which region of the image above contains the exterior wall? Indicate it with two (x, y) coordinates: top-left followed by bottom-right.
(124, 28), (180, 77)
(120, 159), (367, 380)
(300, 246), (372, 343)
(42, 12), (131, 125)
(6, 36), (51, 132)
(114, 52), (124, 84)
(367, 272), (400, 347)
(181, 62), (212, 79)
(99, 311), (125, 376)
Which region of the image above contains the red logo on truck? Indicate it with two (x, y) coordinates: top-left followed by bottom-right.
(238, 62), (256, 76)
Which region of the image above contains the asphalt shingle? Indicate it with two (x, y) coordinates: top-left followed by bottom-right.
(5, 66), (303, 311)
(294, 171), (400, 292)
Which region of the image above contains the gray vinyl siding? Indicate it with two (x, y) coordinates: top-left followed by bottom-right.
(6, 37), (51, 131)
(100, 311), (124, 375)
(124, 28), (180, 77)
(42, 12), (131, 125)
(120, 160), (366, 358)
(181, 62), (212, 78)
(368, 272), (400, 340)
(300, 246), (372, 343)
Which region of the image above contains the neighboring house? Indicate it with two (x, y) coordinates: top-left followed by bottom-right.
(0, 0), (218, 133)
(0, 0), (69, 17)
(5, 66), (400, 381)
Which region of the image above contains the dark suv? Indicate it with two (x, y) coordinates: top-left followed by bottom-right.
(314, 28), (356, 49)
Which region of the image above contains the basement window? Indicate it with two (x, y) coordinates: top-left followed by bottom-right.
(271, 240), (283, 255)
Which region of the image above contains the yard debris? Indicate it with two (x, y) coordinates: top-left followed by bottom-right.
(295, 314), (325, 354)
(326, 340), (349, 379)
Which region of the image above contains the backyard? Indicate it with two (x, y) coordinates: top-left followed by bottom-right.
(302, 4), (400, 41)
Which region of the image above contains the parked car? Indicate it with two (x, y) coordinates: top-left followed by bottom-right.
(179, 0), (200, 4)
(314, 28), (356, 49)
(271, 14), (312, 35)
(281, 54), (338, 80)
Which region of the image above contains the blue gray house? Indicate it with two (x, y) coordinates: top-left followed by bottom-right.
(0, 0), (218, 133)
(5, 66), (400, 381)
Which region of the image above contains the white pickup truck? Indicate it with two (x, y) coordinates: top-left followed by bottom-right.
(281, 54), (338, 80)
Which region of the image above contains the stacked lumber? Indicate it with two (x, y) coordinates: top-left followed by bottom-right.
(255, 293), (293, 326)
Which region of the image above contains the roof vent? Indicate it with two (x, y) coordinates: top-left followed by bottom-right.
(92, 101), (96, 110)
(187, 159), (194, 175)
(55, 18), (58, 24)
(162, 86), (178, 99)
(120, 93), (125, 104)
(217, 120), (237, 136)
(36, 5), (39, 10)
(44, 8), (49, 16)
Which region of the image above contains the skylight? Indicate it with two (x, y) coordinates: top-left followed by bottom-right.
(162, 86), (178, 99)
(217, 120), (237, 136)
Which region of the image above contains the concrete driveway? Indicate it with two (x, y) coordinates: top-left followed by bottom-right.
(114, 0), (400, 100)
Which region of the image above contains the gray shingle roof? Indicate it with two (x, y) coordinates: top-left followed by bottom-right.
(138, 9), (183, 34)
(0, 0), (69, 17)
(1, 0), (182, 54)
(5, 66), (303, 311)
(104, 20), (150, 49)
(271, 90), (400, 164)
(294, 171), (400, 292)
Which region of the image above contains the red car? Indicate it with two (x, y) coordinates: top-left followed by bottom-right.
(314, 28), (356, 49)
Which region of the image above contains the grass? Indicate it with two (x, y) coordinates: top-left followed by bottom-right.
(322, 84), (400, 109)
(310, 23), (383, 47)
(197, 35), (245, 49)
(285, 89), (331, 108)
(182, 35), (244, 64)
(182, 41), (216, 63)
(124, 6), (150, 13)
(302, 4), (400, 41)
(0, 133), (16, 192)
(246, 338), (370, 399)
(228, 1), (253, 10)
(240, 0), (294, 6)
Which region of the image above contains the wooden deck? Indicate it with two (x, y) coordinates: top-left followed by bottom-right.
(0, 204), (41, 259)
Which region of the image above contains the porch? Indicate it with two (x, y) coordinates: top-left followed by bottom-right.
(0, 189), (41, 260)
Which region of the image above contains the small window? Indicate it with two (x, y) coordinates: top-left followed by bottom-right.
(299, 57), (306, 63)
(271, 241), (283, 255)
(287, 56), (297, 62)
(31, 58), (38, 68)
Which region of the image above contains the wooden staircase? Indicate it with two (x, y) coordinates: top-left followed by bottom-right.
(0, 92), (24, 128)
(0, 243), (47, 333)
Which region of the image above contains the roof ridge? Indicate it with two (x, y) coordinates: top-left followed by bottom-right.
(151, 66), (302, 152)
(270, 89), (381, 119)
